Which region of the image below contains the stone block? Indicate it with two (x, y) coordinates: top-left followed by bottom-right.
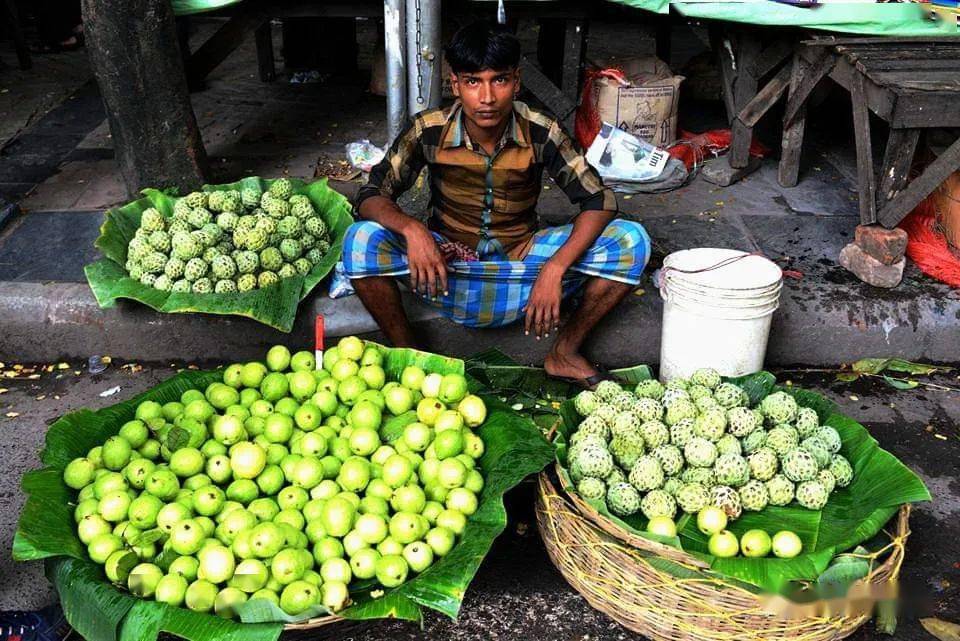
(838, 242), (905, 288)
(854, 224), (908, 265)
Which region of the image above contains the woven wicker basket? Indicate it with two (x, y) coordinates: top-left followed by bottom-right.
(536, 466), (910, 641)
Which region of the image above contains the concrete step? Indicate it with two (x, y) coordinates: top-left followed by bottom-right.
(1, 183), (958, 366)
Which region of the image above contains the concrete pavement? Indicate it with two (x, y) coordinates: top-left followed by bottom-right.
(0, 360), (956, 639)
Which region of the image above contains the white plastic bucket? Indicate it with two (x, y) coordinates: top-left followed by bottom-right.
(658, 248), (783, 381)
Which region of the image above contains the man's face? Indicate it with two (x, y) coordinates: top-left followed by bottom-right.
(450, 68), (520, 132)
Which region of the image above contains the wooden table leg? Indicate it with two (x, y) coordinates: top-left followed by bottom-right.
(778, 48), (834, 188)
(561, 18), (586, 104)
(728, 32), (762, 169)
(877, 128), (920, 205)
(187, 7), (269, 88)
(851, 73), (878, 225)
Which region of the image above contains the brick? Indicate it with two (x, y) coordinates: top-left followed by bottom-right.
(839, 242), (905, 288)
(854, 224), (908, 265)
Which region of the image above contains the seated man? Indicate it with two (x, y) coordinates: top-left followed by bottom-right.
(343, 22), (650, 387)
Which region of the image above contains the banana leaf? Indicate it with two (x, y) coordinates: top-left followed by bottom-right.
(15, 345), (555, 640)
(84, 177), (354, 332)
(554, 370), (931, 595)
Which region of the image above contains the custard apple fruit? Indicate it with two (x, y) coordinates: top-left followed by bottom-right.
(800, 437), (832, 469)
(652, 444), (684, 476)
(641, 489), (677, 520)
(684, 437), (718, 468)
(628, 455), (664, 492)
(765, 474), (796, 506)
(669, 418), (696, 448)
(676, 483), (710, 513)
(606, 482), (641, 517)
(766, 425), (800, 456)
(664, 399), (697, 426)
(577, 477), (606, 502)
(713, 382), (746, 409)
(693, 408), (727, 442)
(738, 479), (769, 512)
(781, 448), (819, 482)
(795, 407), (820, 438)
(690, 368), (722, 390)
(795, 480), (829, 510)
(727, 406), (761, 437)
(634, 379), (665, 401)
(594, 380), (622, 402)
(829, 455), (854, 488)
(711, 485), (743, 519)
(747, 447), (779, 481)
(714, 453), (750, 488)
(759, 391), (799, 424)
(815, 426), (842, 454)
(573, 390), (599, 416)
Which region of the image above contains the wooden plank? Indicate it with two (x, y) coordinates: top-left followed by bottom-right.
(779, 53), (808, 188)
(868, 70), (960, 87)
(878, 134), (960, 228)
(710, 26), (738, 122)
(857, 58), (960, 73)
(751, 39), (793, 80)
(851, 72), (878, 225)
(877, 128), (920, 205)
(561, 19), (586, 103)
(891, 90), (960, 128)
(519, 56), (576, 131)
(845, 47), (960, 62)
(738, 63), (791, 128)
(729, 31), (762, 168)
(804, 36), (960, 46)
(255, 22), (276, 82)
(783, 47), (833, 127)
(187, 8), (268, 86)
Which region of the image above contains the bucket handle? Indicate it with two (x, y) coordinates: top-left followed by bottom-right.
(661, 251), (802, 282)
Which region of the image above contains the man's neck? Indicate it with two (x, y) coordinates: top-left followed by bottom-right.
(462, 107), (512, 155)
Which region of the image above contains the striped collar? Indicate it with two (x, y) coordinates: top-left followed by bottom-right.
(442, 100), (529, 150)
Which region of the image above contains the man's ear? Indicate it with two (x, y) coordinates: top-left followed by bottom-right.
(449, 72), (460, 97)
(512, 68), (521, 95)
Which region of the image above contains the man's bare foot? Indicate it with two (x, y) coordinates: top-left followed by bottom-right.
(544, 347), (599, 385)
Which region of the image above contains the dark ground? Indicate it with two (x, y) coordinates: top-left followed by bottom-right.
(0, 359), (957, 640)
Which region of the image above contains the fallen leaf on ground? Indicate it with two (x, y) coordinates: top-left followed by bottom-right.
(920, 617), (960, 641)
(5, 412), (19, 418)
(99, 386), (122, 398)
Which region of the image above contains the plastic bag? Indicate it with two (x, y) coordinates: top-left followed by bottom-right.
(328, 262), (356, 298)
(345, 140), (386, 173)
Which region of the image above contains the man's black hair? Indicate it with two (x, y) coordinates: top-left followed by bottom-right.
(444, 22), (521, 74)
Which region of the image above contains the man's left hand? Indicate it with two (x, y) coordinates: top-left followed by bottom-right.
(525, 261), (565, 339)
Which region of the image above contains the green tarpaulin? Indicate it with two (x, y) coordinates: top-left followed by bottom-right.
(170, 1), (954, 37)
(171, 0), (241, 16)
(611, 1), (955, 36)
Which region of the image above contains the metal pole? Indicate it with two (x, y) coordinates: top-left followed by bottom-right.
(406, 0), (442, 116)
(384, 0), (407, 144)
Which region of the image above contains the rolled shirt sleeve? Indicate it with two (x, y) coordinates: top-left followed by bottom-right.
(354, 117), (428, 213)
(541, 120), (617, 215)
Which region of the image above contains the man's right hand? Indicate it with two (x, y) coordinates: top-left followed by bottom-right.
(403, 221), (448, 298)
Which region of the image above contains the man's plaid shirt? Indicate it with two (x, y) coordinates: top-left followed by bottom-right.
(355, 100), (617, 260)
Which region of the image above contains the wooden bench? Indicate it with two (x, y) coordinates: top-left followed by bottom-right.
(779, 37), (960, 229)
